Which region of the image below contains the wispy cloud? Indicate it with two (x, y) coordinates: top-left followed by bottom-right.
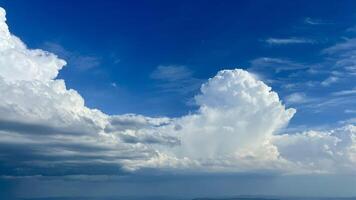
(150, 65), (193, 81)
(265, 37), (315, 45)
(43, 42), (100, 71)
(322, 39), (356, 75)
(111, 82), (118, 88)
(338, 117), (356, 124)
(322, 38), (356, 55)
(309, 95), (355, 110)
(321, 76), (339, 86)
(345, 109), (356, 114)
(346, 25), (356, 33)
(250, 57), (308, 72)
(332, 88), (356, 96)
(304, 17), (330, 25)
(150, 65), (204, 94)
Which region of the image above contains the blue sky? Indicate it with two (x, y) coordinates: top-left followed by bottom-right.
(1, 0), (356, 199)
(2, 0), (356, 126)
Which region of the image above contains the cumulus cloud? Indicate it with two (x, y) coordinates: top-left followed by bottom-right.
(114, 69), (298, 173)
(274, 125), (356, 174)
(1, 7), (356, 177)
(0, 7), (167, 175)
(158, 69), (296, 172)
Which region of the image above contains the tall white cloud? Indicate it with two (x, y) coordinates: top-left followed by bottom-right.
(0, 8), (64, 82)
(174, 69), (295, 161)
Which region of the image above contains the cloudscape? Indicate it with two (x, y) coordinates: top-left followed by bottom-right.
(0, 1), (356, 199)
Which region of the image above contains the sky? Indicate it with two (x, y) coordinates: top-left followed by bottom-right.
(0, 0), (356, 199)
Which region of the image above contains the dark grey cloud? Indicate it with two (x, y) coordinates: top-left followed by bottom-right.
(0, 133), (154, 176)
(119, 132), (180, 146)
(0, 120), (96, 136)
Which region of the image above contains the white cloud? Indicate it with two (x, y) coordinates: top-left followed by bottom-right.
(150, 65), (203, 94)
(265, 38), (315, 45)
(332, 88), (356, 96)
(284, 92), (309, 104)
(171, 69), (296, 172)
(321, 76), (339, 86)
(0, 27), (65, 82)
(250, 57), (308, 72)
(1, 7), (356, 176)
(346, 25), (356, 33)
(43, 42), (100, 71)
(304, 17), (330, 25)
(322, 38), (356, 55)
(119, 69), (298, 173)
(273, 125), (356, 174)
(0, 7), (168, 175)
(111, 82), (118, 87)
(322, 39), (356, 74)
(345, 109), (356, 114)
(178, 69), (295, 159)
(339, 117), (356, 125)
(150, 65), (193, 81)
